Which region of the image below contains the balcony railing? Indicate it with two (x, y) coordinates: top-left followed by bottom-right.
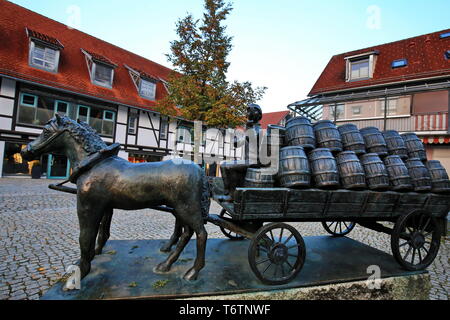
(333, 112), (448, 133)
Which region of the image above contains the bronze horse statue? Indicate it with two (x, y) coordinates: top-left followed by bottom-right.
(21, 114), (210, 281)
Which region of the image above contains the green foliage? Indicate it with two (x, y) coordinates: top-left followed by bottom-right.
(156, 0), (266, 128)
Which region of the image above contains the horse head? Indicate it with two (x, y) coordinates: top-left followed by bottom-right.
(21, 114), (69, 160)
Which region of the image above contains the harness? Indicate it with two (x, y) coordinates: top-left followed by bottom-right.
(50, 143), (121, 191)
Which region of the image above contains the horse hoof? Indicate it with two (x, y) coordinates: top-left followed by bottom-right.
(183, 268), (198, 281)
(153, 263), (171, 274)
(95, 247), (103, 255)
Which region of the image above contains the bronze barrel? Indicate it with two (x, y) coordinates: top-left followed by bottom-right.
(383, 130), (408, 159)
(337, 123), (366, 155)
(244, 168), (276, 188)
(360, 127), (388, 157)
(383, 155), (413, 191)
(425, 160), (450, 193)
(309, 148), (340, 188)
(313, 120), (343, 153)
(278, 146), (311, 188)
(401, 133), (427, 161)
(336, 151), (366, 190)
(405, 158), (432, 192)
(360, 153), (390, 190)
(285, 117), (316, 150)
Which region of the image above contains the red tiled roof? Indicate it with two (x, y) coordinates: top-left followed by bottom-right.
(0, 0), (174, 111)
(26, 28), (64, 48)
(82, 49), (118, 67)
(309, 29), (450, 96)
(260, 111), (290, 129)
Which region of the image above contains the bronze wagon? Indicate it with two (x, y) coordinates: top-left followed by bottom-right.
(207, 177), (449, 285)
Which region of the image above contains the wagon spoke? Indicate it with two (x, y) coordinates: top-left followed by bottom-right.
(280, 264), (285, 278)
(417, 247), (423, 263)
(283, 233), (294, 245)
(399, 240), (410, 248)
(269, 230), (275, 242)
(420, 217), (431, 233)
(343, 222), (349, 230)
(279, 228), (284, 243)
(334, 222), (339, 234)
(262, 261), (273, 275)
(421, 246), (429, 256)
(411, 248), (416, 264)
(256, 258), (270, 265)
(403, 245), (413, 260)
(284, 259), (294, 271)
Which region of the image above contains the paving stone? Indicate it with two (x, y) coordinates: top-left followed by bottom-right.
(0, 178), (448, 300)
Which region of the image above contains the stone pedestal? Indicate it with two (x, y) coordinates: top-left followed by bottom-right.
(41, 236), (429, 300)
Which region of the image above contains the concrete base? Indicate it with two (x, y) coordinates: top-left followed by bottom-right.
(41, 236), (429, 300)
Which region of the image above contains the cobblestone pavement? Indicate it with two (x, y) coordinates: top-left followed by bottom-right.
(0, 178), (448, 300)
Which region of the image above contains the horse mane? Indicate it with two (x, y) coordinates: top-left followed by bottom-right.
(58, 116), (108, 155)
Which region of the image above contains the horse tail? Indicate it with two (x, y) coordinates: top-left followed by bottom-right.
(200, 169), (211, 221)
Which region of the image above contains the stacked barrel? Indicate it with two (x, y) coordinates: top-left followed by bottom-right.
(243, 115), (450, 194)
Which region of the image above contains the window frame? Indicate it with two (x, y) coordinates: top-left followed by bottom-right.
(349, 58), (370, 81)
(91, 62), (114, 88)
(139, 78), (157, 100)
(128, 109), (138, 135)
(29, 41), (60, 73)
(20, 93), (38, 107)
(77, 105), (91, 123)
(54, 100), (70, 116)
(159, 117), (169, 140)
(392, 59), (408, 69)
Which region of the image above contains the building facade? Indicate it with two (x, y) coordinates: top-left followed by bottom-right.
(289, 29), (450, 170)
(0, 1), (242, 179)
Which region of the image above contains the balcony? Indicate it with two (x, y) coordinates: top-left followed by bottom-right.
(334, 112), (449, 134)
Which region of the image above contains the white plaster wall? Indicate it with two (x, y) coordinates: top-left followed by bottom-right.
(0, 116), (12, 131)
(0, 97), (14, 116)
(0, 78), (16, 97)
(127, 135), (136, 146)
(137, 128), (158, 148)
(117, 106), (128, 124)
(115, 124), (127, 144)
(0, 141), (5, 178)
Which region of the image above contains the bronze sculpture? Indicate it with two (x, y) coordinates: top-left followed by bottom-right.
(21, 114), (210, 281)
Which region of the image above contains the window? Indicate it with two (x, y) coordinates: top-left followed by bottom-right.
(77, 105), (90, 123)
(380, 99), (398, 116)
(102, 111), (115, 136)
(17, 93), (53, 126)
(160, 117), (168, 140)
(332, 104), (345, 120)
(128, 109), (138, 135)
(392, 59), (408, 68)
(350, 59), (370, 80)
(93, 63), (114, 88)
(177, 126), (193, 143)
(439, 32), (450, 39)
(139, 79), (156, 100)
(445, 50), (450, 60)
(55, 100), (69, 116)
(29, 41), (60, 73)
(352, 106), (361, 115)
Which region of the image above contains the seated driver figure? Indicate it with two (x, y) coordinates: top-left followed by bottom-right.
(219, 104), (265, 201)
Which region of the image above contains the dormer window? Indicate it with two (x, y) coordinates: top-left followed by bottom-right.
(26, 28), (63, 73)
(345, 51), (378, 82)
(93, 63), (114, 88)
(81, 49), (117, 88)
(139, 79), (156, 100)
(439, 32), (450, 39)
(125, 65), (158, 100)
(445, 50), (450, 60)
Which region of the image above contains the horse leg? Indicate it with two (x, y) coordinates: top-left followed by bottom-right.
(183, 223), (207, 281)
(154, 225), (193, 273)
(95, 208), (113, 255)
(160, 218), (183, 253)
(77, 203), (103, 279)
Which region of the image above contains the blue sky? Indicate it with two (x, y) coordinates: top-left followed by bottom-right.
(9, 0), (450, 113)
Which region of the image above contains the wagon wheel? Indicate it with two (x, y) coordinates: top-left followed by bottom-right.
(248, 222), (306, 285)
(391, 210), (441, 271)
(322, 221), (356, 237)
(219, 209), (245, 240)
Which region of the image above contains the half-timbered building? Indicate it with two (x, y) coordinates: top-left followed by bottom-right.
(0, 1), (242, 179)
